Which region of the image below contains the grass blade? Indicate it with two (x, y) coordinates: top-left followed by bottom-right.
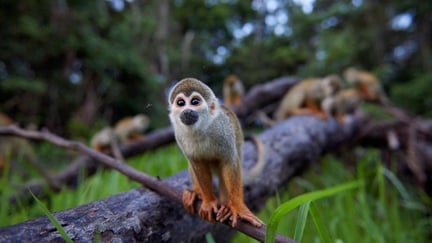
(30, 191), (73, 243)
(309, 202), (332, 243)
(293, 201), (310, 242)
(265, 180), (363, 243)
(382, 167), (410, 200)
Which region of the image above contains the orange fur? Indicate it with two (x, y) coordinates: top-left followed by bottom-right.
(223, 74), (245, 108)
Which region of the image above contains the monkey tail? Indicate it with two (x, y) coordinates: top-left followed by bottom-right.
(243, 135), (266, 184)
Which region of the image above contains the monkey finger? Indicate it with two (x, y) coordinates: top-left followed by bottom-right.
(239, 213), (264, 228)
(198, 208), (216, 223)
(182, 189), (197, 214)
(230, 215), (239, 227)
(216, 206), (231, 222)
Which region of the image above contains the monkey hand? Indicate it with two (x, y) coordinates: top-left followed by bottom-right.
(216, 203), (263, 228)
(182, 189), (198, 214)
(198, 200), (219, 223)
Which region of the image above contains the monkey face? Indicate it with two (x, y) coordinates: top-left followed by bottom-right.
(322, 75), (342, 96)
(170, 91), (214, 128)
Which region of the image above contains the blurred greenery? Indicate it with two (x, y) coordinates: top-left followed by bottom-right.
(0, 0), (431, 137)
(1, 0), (432, 241)
(234, 152), (432, 243)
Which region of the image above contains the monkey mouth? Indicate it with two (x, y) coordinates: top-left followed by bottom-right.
(180, 109), (199, 125)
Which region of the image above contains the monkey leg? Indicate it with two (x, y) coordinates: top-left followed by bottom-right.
(185, 162), (218, 222)
(216, 163), (263, 228)
(183, 166), (202, 214)
(125, 133), (144, 144)
(232, 96), (242, 106)
(290, 108), (316, 117)
(305, 99), (327, 119)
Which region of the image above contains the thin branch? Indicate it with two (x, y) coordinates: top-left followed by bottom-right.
(0, 124), (294, 243)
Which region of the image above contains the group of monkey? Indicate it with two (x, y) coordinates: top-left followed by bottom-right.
(164, 68), (388, 229)
(91, 67), (387, 159)
(275, 67), (387, 124)
(0, 67), (387, 229)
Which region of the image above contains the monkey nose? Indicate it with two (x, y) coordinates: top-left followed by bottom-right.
(180, 109), (199, 125)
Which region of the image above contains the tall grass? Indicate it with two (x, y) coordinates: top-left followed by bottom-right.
(233, 151), (432, 242)
(0, 144), (188, 227)
(1, 146), (431, 243)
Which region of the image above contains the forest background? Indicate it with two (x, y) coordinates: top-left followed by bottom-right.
(1, 0), (432, 242)
(1, 0), (431, 136)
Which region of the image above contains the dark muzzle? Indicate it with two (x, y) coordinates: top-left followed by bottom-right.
(180, 109), (199, 125)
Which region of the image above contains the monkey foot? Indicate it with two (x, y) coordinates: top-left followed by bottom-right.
(198, 200), (219, 223)
(182, 189), (198, 214)
(216, 205), (263, 228)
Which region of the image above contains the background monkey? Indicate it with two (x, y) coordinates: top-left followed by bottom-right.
(322, 88), (362, 123)
(90, 114), (149, 152)
(223, 74), (245, 108)
(168, 77), (263, 228)
(274, 74), (342, 122)
(114, 114), (149, 144)
(343, 67), (388, 104)
(90, 127), (116, 153)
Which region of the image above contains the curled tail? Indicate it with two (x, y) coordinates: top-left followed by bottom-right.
(243, 135), (266, 184)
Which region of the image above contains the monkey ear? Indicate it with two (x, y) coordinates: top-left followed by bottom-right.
(210, 101), (216, 114)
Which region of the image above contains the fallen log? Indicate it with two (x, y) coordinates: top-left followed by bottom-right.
(0, 115), (357, 242)
(3, 76), (299, 204)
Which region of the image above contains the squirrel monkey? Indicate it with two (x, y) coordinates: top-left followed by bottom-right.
(90, 127), (115, 153)
(168, 78), (263, 228)
(223, 74), (245, 108)
(322, 89), (362, 123)
(90, 114), (149, 158)
(343, 67), (388, 104)
(114, 114), (149, 145)
(274, 75), (342, 121)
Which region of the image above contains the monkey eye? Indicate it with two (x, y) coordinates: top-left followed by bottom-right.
(176, 98), (186, 107)
(191, 97), (201, 106)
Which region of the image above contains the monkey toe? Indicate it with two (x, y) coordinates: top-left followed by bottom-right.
(226, 207), (264, 228)
(216, 205), (231, 222)
(182, 189), (197, 214)
(198, 200), (218, 223)
(238, 211), (264, 228)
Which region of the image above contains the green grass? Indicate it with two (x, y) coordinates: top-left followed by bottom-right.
(0, 144), (188, 227)
(232, 151), (432, 243)
(1, 146), (431, 243)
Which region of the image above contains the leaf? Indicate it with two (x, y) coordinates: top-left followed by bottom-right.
(309, 202), (332, 243)
(293, 201), (310, 242)
(30, 191), (73, 243)
(265, 180), (363, 243)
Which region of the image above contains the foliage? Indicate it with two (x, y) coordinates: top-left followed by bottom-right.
(1, 0), (431, 135)
(0, 144), (188, 227)
(391, 71), (432, 117)
(233, 152), (432, 242)
(2, 145), (431, 242)
(265, 180), (362, 242)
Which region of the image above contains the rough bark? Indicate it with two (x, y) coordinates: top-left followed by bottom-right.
(0, 115), (356, 242)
